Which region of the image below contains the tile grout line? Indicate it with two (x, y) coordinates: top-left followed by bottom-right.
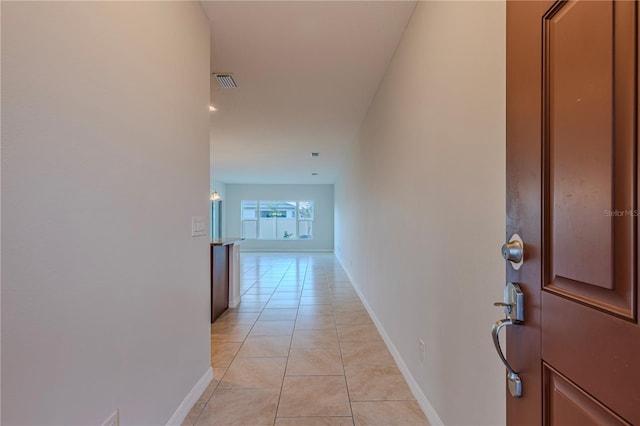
(204, 260), (296, 425)
(204, 254), (404, 426)
(333, 274), (356, 424)
(271, 259), (307, 425)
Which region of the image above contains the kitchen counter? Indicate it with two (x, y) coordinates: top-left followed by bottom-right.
(210, 238), (244, 322)
(211, 237), (244, 246)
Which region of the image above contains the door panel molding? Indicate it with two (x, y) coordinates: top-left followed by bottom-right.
(541, 0), (637, 320)
(542, 292), (640, 424)
(543, 363), (631, 426)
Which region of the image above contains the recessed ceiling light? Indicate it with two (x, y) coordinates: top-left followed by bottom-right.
(311, 173), (318, 176)
(311, 152), (319, 157)
(209, 105), (217, 112)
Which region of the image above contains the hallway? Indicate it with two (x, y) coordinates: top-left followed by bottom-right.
(184, 253), (429, 425)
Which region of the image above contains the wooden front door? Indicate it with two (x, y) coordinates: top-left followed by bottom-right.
(506, 1), (640, 424)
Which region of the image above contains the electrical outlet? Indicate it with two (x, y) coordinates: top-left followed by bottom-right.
(418, 339), (426, 363)
(102, 410), (119, 426)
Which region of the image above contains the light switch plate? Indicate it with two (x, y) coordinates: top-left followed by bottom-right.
(192, 216), (207, 237)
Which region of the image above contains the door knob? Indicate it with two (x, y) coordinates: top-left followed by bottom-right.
(501, 234), (524, 270)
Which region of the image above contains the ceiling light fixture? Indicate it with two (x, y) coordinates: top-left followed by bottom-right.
(210, 190), (222, 201)
(209, 105), (217, 112)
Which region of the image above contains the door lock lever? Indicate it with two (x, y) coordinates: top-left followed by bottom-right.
(493, 301), (514, 314)
(495, 282), (524, 323)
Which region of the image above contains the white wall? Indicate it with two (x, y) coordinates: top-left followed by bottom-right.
(0, 3), (3, 419)
(226, 184), (334, 252)
(0, 2), (3, 419)
(334, 2), (506, 425)
(2, 3), (211, 424)
(210, 179), (227, 238)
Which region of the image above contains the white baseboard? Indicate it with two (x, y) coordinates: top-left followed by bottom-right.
(334, 254), (444, 426)
(229, 296), (241, 308)
(166, 367), (213, 426)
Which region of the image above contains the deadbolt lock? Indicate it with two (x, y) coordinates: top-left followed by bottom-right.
(501, 234), (524, 270)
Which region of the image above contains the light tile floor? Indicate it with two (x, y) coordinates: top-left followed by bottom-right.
(184, 253), (429, 426)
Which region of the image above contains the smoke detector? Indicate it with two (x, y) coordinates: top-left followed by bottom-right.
(213, 73), (238, 89)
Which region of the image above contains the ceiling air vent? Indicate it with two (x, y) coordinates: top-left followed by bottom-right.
(310, 152), (320, 157)
(213, 73), (238, 89)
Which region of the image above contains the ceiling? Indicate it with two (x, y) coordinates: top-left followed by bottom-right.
(201, 1), (416, 185)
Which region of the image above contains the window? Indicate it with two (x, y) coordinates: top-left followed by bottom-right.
(241, 200), (314, 240)
(297, 201), (314, 239)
